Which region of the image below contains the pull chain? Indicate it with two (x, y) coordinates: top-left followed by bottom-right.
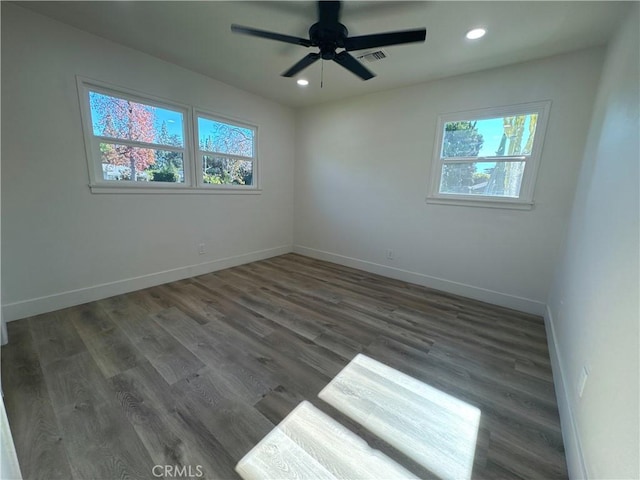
(321, 60), (324, 89)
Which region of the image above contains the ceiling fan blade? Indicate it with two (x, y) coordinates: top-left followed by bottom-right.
(318, 1), (341, 25)
(333, 51), (375, 80)
(282, 53), (322, 77)
(344, 28), (426, 51)
(231, 24), (312, 47)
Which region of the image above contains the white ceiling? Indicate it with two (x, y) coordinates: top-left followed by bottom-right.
(18, 1), (630, 107)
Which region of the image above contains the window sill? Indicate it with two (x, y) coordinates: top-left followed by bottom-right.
(425, 195), (534, 210)
(89, 184), (262, 195)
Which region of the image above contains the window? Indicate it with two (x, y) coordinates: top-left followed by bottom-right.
(77, 78), (259, 193)
(86, 89), (188, 185)
(427, 101), (550, 209)
(197, 114), (256, 188)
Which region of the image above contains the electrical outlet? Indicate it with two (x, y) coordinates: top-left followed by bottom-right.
(385, 249), (395, 260)
(198, 243), (206, 255)
(578, 366), (589, 398)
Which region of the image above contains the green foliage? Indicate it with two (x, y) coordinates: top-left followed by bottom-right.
(151, 166), (179, 183)
(203, 173), (225, 184)
(203, 156), (252, 185)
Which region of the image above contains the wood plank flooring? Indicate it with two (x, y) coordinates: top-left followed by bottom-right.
(1, 254), (567, 479)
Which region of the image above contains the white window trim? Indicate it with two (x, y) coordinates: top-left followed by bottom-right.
(76, 76), (261, 194)
(426, 101), (551, 210)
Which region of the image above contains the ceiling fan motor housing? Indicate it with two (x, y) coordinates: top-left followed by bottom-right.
(309, 22), (348, 60)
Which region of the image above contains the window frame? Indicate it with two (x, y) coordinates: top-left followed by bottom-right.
(426, 101), (551, 209)
(194, 109), (259, 191)
(76, 76), (261, 194)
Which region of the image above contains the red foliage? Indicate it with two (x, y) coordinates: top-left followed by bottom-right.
(92, 93), (157, 176)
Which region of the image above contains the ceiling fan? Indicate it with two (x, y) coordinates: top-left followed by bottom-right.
(231, 1), (426, 81)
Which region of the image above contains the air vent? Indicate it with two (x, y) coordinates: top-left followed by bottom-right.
(355, 50), (387, 63)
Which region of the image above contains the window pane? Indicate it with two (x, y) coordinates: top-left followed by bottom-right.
(89, 91), (184, 147)
(198, 117), (254, 157)
(202, 155), (253, 186)
(100, 143), (184, 183)
(442, 114), (538, 158)
(439, 161), (525, 197)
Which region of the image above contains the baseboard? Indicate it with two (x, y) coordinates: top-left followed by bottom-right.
(544, 304), (588, 479)
(2, 245), (292, 322)
(293, 245), (546, 316)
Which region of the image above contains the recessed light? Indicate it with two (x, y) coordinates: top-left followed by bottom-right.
(297, 79), (309, 86)
(466, 28), (486, 40)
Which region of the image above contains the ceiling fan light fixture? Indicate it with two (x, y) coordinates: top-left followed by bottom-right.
(466, 28), (486, 40)
(297, 79), (309, 86)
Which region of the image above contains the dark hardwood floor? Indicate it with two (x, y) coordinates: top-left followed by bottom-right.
(1, 254), (567, 479)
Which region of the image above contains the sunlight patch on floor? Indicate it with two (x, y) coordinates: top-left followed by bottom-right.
(319, 354), (481, 480)
(236, 354), (480, 480)
(236, 401), (418, 480)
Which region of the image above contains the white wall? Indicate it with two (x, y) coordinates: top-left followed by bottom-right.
(0, 12), (22, 477)
(0, 6), (4, 343)
(546, 5), (639, 479)
(1, 4), (295, 321)
(294, 48), (605, 314)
